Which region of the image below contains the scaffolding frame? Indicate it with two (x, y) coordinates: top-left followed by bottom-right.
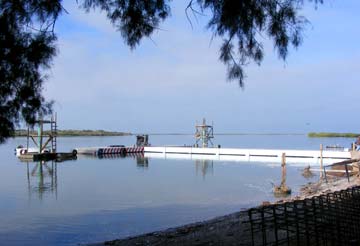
(26, 114), (57, 153)
(195, 118), (214, 148)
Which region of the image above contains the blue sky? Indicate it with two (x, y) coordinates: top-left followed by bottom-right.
(44, 1), (360, 134)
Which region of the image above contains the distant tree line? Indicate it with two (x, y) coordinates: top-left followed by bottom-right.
(15, 129), (131, 137)
(308, 132), (360, 138)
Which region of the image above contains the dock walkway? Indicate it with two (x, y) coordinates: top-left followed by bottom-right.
(144, 146), (351, 165)
(75, 145), (351, 165)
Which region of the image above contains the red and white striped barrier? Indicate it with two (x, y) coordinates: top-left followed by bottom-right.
(75, 146), (145, 156)
(97, 146), (144, 156)
(126, 147), (144, 153)
(97, 147), (126, 155)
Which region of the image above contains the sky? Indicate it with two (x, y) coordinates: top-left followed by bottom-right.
(43, 0), (360, 134)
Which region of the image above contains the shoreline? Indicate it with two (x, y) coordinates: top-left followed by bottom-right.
(92, 176), (360, 246)
(14, 129), (131, 137)
(13, 131), (360, 138)
(308, 132), (360, 138)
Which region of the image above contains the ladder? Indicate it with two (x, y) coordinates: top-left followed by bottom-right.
(50, 114), (57, 153)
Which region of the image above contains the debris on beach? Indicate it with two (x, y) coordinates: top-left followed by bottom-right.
(302, 165), (315, 178)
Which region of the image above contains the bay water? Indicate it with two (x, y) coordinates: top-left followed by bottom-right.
(0, 135), (353, 245)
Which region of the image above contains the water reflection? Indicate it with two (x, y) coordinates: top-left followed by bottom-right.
(0, 136), (337, 246)
(135, 155), (149, 169)
(97, 154), (126, 159)
(79, 153), (216, 176)
(84, 153), (150, 169)
(195, 159), (214, 178)
(26, 161), (58, 200)
(22, 152), (314, 204)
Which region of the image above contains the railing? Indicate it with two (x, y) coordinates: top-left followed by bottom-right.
(323, 159), (359, 183)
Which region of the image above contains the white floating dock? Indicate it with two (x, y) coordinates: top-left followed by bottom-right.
(144, 146), (351, 165)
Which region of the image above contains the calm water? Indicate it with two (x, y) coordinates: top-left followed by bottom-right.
(0, 135), (353, 245)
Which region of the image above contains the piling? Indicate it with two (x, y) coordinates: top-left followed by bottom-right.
(320, 144), (323, 179)
(274, 153), (291, 196)
(281, 153), (286, 187)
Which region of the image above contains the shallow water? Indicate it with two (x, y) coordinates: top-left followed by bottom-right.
(0, 135), (353, 245)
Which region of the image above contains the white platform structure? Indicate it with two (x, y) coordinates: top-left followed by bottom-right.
(144, 146), (351, 166)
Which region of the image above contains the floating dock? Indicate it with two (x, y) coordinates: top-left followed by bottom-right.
(143, 146), (351, 165)
(75, 145), (351, 165)
(138, 120), (351, 165)
(73, 121), (353, 165)
(18, 152), (77, 162)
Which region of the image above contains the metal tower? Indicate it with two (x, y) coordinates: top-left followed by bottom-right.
(195, 118), (214, 148)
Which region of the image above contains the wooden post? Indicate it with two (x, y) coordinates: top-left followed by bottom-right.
(345, 164), (350, 183)
(281, 153), (286, 187)
(26, 126), (29, 150)
(274, 153), (291, 196)
(324, 166), (328, 183)
(38, 121), (43, 153)
(320, 144), (323, 179)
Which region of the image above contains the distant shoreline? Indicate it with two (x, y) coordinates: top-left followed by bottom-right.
(14, 130), (360, 138)
(308, 132), (360, 138)
(14, 129), (132, 137)
(134, 133), (306, 136)
(14, 131), (306, 137)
